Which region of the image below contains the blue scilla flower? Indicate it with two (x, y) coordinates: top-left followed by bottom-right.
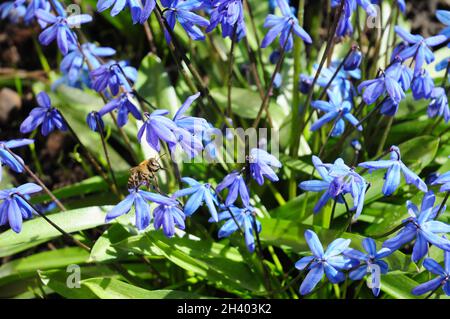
(17, 0), (51, 27)
(412, 251), (450, 296)
(168, 126), (204, 159)
(358, 67), (406, 105)
(394, 26), (447, 75)
(317, 61), (360, 101)
(137, 110), (178, 152)
(217, 171), (250, 207)
(60, 43), (116, 85)
(380, 98), (399, 116)
(90, 61), (136, 95)
(299, 156), (367, 219)
(298, 74), (313, 94)
(344, 238), (392, 297)
(359, 145), (427, 196)
(99, 92), (142, 127)
(20, 92), (67, 136)
(383, 191), (450, 263)
(411, 69), (434, 100)
(311, 88), (362, 137)
(0, 139), (34, 180)
(206, 0), (246, 41)
(385, 58), (413, 91)
(0, 183), (42, 233)
(153, 202), (186, 238)
(437, 10), (450, 40)
(0, 1), (26, 23)
(97, 0), (155, 24)
(432, 168), (450, 193)
(295, 230), (353, 295)
(36, 9), (92, 55)
(106, 188), (177, 230)
(86, 111), (105, 132)
(174, 177), (218, 222)
(427, 87), (449, 123)
(211, 205), (261, 253)
(333, 0), (377, 38)
(343, 47), (362, 71)
(248, 148), (282, 186)
(162, 0), (210, 42)
(261, 0), (312, 52)
(172, 92), (209, 136)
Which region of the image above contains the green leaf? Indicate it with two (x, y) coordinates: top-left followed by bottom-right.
(0, 206), (112, 257)
(90, 223), (135, 262)
(82, 277), (206, 299)
(115, 230), (266, 293)
(380, 274), (420, 299)
(0, 247), (89, 286)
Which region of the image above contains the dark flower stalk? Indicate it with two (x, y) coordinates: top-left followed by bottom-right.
(3, 146), (66, 212)
(227, 24), (239, 117)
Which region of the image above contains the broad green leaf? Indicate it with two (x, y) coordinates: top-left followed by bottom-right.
(0, 206), (112, 257)
(90, 224), (136, 262)
(82, 277), (206, 299)
(115, 230), (266, 293)
(380, 274), (420, 299)
(0, 247), (89, 286)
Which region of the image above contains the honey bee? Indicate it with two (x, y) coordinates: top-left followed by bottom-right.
(128, 157), (164, 190)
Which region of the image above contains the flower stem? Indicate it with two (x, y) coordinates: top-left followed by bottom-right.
(435, 191), (450, 220)
(227, 25), (238, 117)
(371, 220), (411, 239)
(4, 147), (66, 212)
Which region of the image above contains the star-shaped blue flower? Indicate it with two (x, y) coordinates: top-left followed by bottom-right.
(216, 171), (250, 207)
(359, 145), (427, 196)
(248, 148), (282, 186)
(153, 202), (186, 238)
(383, 191), (450, 262)
(412, 250), (450, 296)
(0, 139), (34, 181)
(295, 230), (353, 295)
(99, 92), (142, 127)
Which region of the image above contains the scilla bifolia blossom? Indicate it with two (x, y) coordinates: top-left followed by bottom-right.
(394, 26), (447, 75)
(174, 177), (219, 222)
(20, 92), (67, 136)
(412, 251), (450, 296)
(383, 191), (450, 263)
(106, 189), (177, 230)
(0, 139), (34, 181)
(427, 87), (449, 123)
(99, 92), (142, 127)
(206, 0), (246, 40)
(90, 61), (137, 96)
(0, 183), (43, 233)
(359, 145), (427, 196)
(211, 205), (261, 253)
(310, 88), (362, 137)
(432, 167), (450, 193)
(295, 230), (353, 295)
(36, 9), (93, 55)
(299, 156), (367, 219)
(97, 0), (156, 24)
(411, 69), (434, 100)
(437, 10), (450, 39)
(344, 238), (392, 296)
(216, 171), (250, 207)
(0, 1), (26, 23)
(153, 202), (186, 238)
(261, 0), (312, 52)
(358, 67), (405, 105)
(248, 148), (282, 186)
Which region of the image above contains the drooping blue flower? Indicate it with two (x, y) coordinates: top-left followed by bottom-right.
(248, 148), (282, 186)
(310, 88), (362, 137)
(97, 0), (155, 24)
(295, 230), (353, 295)
(206, 0), (246, 41)
(162, 0), (210, 42)
(98, 92), (142, 127)
(60, 43), (116, 86)
(358, 67), (406, 105)
(412, 251), (450, 296)
(436, 10), (450, 40)
(411, 69), (434, 100)
(106, 188), (177, 230)
(173, 177), (218, 222)
(394, 26), (447, 75)
(86, 111), (105, 132)
(383, 191), (450, 262)
(36, 9), (92, 55)
(0, 183), (42, 233)
(90, 61), (137, 95)
(153, 202), (186, 237)
(211, 205), (261, 253)
(18, 0), (52, 27)
(20, 92), (67, 136)
(0, 139), (34, 180)
(299, 156), (367, 219)
(385, 58), (414, 91)
(343, 47), (362, 71)
(379, 98), (399, 116)
(173, 92), (209, 136)
(344, 238), (392, 297)
(137, 110), (178, 152)
(359, 145), (427, 196)
(427, 87), (449, 123)
(333, 0), (377, 38)
(261, 0), (312, 52)
(0, 1), (26, 23)
(432, 169), (450, 193)
(216, 171), (250, 207)
(316, 61), (360, 101)
(298, 74), (313, 94)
